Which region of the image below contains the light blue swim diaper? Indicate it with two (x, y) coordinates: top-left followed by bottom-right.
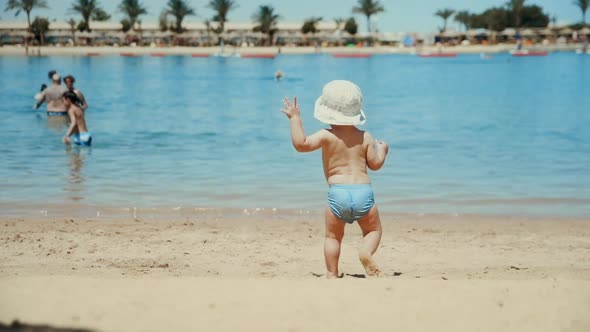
(328, 184), (375, 224)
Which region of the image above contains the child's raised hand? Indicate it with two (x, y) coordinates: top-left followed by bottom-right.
(281, 96), (300, 119)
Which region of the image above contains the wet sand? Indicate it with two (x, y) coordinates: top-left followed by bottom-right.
(1, 213), (589, 331)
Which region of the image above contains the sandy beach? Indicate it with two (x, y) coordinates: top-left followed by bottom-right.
(1, 213), (589, 331)
(0, 44), (581, 57)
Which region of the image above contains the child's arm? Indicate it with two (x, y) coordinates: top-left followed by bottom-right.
(281, 96), (326, 152)
(62, 109), (77, 144)
(34, 100), (43, 110)
(366, 133), (389, 170)
(33, 94), (45, 110)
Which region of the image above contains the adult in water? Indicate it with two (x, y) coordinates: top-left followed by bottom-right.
(34, 70), (55, 102)
(34, 73), (68, 116)
(64, 75), (88, 111)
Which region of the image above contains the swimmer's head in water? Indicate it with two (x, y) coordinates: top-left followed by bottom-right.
(40, 84), (47, 92)
(52, 73), (61, 83)
(62, 91), (81, 107)
(48, 70), (57, 80)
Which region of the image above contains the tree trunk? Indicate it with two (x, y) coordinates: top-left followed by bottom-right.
(25, 11), (31, 54)
(367, 15), (371, 33)
(176, 17), (183, 33)
(206, 27), (211, 46)
(220, 19), (225, 45)
(26, 11), (32, 32)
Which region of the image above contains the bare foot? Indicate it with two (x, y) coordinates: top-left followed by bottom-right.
(326, 272), (344, 279)
(359, 254), (382, 277)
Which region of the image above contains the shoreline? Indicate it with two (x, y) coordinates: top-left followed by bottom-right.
(2, 203), (589, 221)
(0, 44), (582, 56)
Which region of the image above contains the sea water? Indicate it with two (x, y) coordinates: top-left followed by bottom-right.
(0, 52), (589, 218)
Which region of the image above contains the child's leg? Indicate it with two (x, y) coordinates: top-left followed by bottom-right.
(324, 207), (345, 279)
(357, 204), (383, 276)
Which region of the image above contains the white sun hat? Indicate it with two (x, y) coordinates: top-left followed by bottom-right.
(314, 80), (366, 125)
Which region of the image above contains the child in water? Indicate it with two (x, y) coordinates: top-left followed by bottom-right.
(281, 80), (390, 278)
(34, 84), (47, 104)
(62, 91), (92, 146)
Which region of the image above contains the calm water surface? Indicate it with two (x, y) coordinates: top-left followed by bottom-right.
(1, 53), (589, 218)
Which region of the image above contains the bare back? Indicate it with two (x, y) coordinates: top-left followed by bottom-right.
(43, 84), (68, 112)
(69, 105), (88, 134)
(322, 126), (371, 184)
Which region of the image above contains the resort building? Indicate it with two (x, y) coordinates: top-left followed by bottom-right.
(1, 20), (587, 47)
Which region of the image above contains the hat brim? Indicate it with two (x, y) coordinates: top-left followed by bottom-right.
(313, 97), (366, 125)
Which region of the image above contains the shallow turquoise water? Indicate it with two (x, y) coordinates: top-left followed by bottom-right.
(1, 53), (589, 217)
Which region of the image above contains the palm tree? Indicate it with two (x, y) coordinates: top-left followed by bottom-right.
(70, 0), (108, 31)
(121, 18), (132, 32)
(573, 0), (589, 24)
(207, 0), (237, 33)
(204, 20), (212, 46)
(344, 17), (358, 35)
(352, 0), (385, 33)
(454, 10), (472, 31)
(252, 5), (279, 46)
(301, 17), (322, 34)
(4, 0), (49, 32)
(334, 17), (345, 32)
(92, 7), (110, 21)
(506, 0), (526, 28)
(67, 18), (77, 44)
(159, 9), (169, 31)
(119, 0), (147, 30)
(166, 0), (196, 33)
(435, 8), (455, 32)
(31, 16), (49, 45)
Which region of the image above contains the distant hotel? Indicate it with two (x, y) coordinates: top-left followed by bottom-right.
(0, 20), (585, 46)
